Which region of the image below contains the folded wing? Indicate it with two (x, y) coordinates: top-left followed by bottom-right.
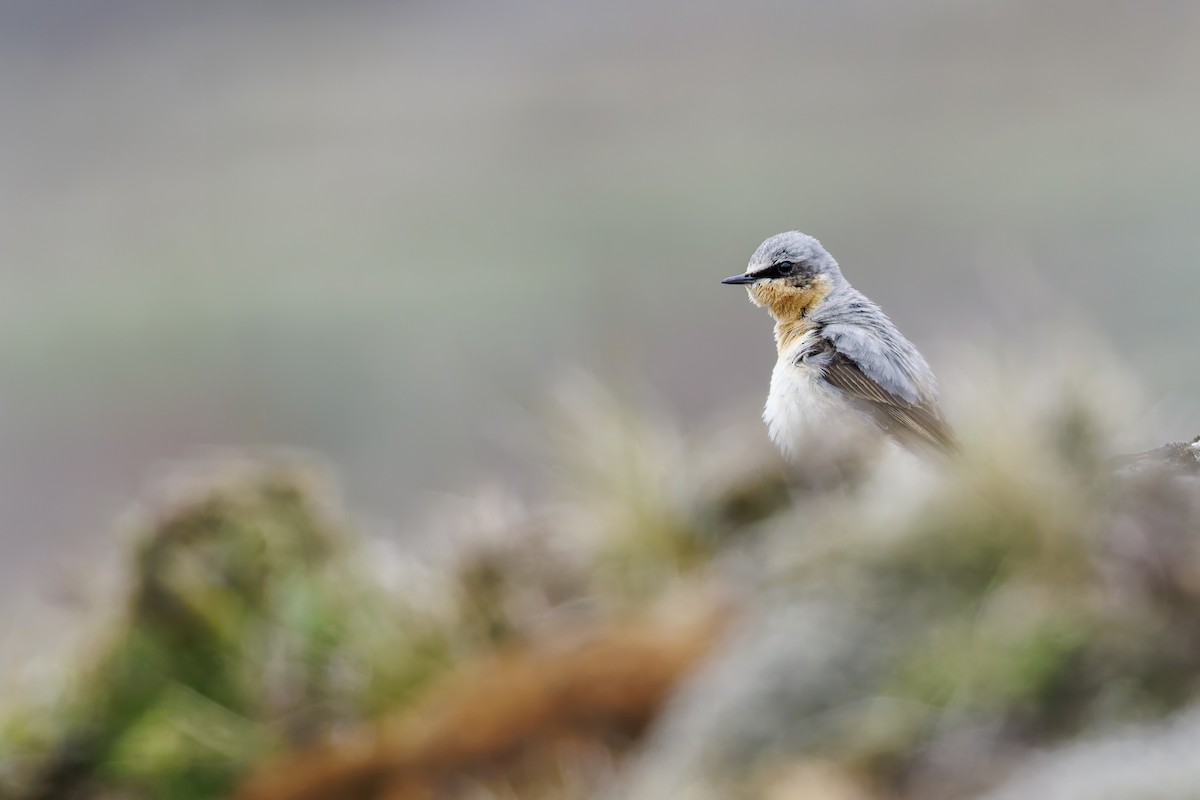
(806, 329), (958, 456)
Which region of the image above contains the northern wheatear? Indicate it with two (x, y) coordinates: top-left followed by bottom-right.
(722, 231), (956, 459)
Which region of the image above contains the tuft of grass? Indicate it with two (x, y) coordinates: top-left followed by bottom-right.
(1, 455), (477, 799)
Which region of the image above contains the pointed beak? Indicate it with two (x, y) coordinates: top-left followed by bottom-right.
(721, 273), (756, 285)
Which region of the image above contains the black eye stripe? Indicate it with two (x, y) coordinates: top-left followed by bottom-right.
(756, 261), (801, 280)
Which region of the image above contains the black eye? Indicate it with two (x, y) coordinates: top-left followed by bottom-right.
(776, 261), (795, 275)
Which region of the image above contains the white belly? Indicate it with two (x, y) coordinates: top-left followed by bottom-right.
(763, 355), (874, 461)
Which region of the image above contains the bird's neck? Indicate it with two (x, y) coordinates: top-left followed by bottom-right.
(755, 277), (834, 354)
(773, 317), (817, 355)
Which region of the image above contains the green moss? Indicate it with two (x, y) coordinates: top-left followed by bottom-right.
(3, 460), (474, 800)
(886, 605), (1097, 740)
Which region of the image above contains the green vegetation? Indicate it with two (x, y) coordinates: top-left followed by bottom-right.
(1, 379), (1198, 800)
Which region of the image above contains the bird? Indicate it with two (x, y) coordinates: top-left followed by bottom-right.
(722, 231), (956, 460)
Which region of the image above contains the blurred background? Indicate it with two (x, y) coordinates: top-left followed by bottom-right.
(4, 0), (1200, 618)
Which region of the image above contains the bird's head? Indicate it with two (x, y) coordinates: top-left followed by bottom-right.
(722, 231), (844, 319)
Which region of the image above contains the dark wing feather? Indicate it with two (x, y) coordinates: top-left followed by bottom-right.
(817, 344), (959, 456)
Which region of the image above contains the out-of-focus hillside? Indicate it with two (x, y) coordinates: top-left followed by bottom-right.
(2, 0), (1200, 619)
(1, 359), (1198, 800)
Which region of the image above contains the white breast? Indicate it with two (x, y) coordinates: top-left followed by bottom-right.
(763, 338), (876, 461)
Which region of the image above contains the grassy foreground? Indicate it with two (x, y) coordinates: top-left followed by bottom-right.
(1, 370), (1198, 800)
